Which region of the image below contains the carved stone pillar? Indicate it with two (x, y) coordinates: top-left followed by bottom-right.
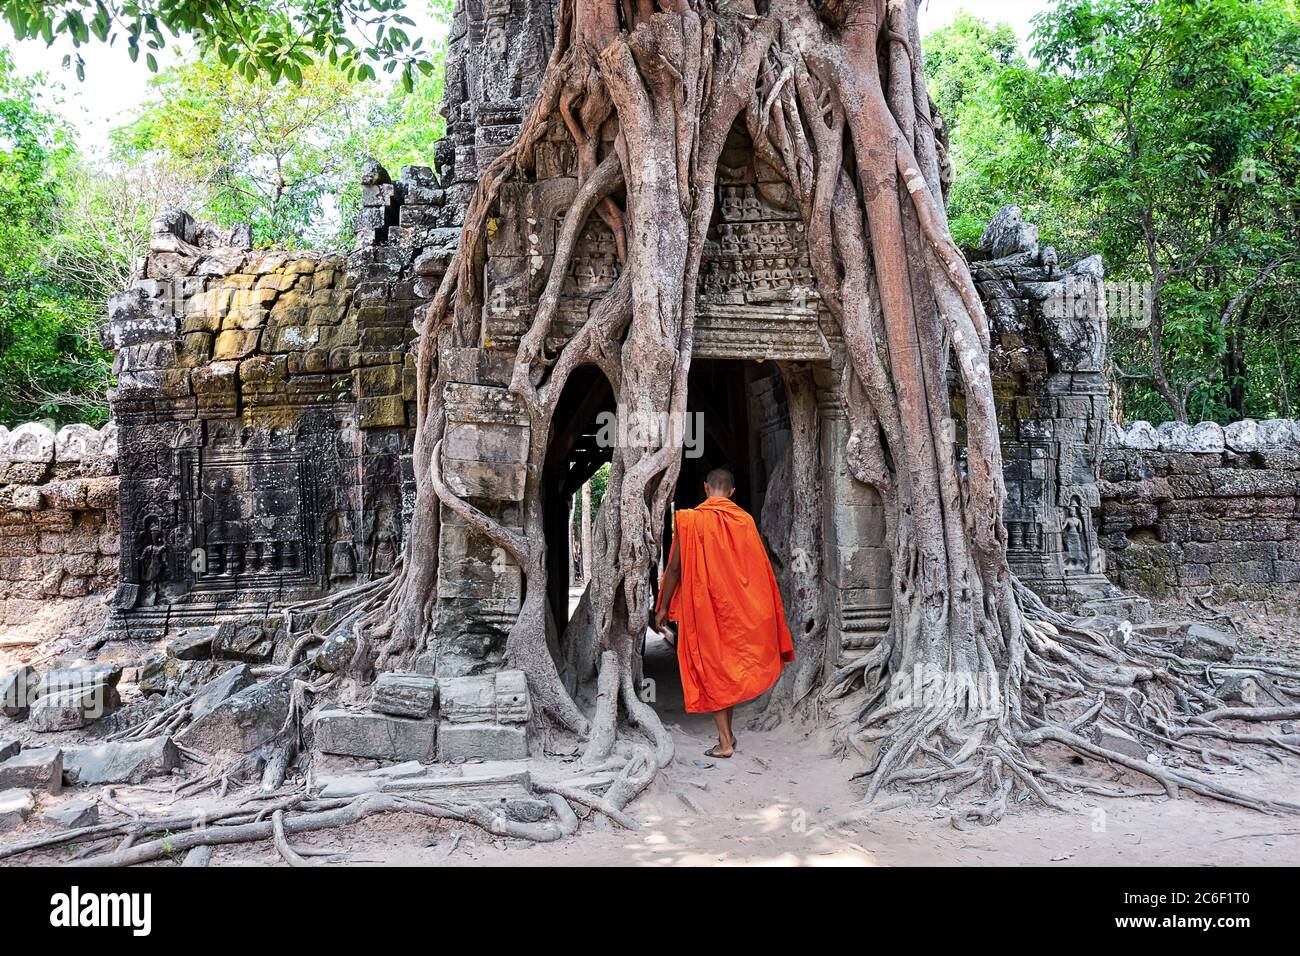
(429, 351), (530, 676)
(976, 205), (1121, 612)
(815, 368), (891, 667)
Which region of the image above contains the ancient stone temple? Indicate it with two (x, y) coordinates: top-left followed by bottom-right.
(97, 0), (1116, 695)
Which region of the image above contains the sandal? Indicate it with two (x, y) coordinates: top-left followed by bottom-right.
(704, 734), (737, 758)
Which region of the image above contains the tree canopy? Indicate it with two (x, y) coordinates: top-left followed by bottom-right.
(925, 0), (1300, 424)
(1, 0), (432, 88)
(0, 49), (112, 424)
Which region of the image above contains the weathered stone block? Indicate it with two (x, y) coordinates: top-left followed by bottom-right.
(167, 628), (215, 660)
(0, 739), (18, 761)
(371, 672), (439, 718)
(495, 670), (531, 724)
(439, 674), (496, 723)
(189, 664), (256, 723)
(442, 420), (529, 464)
(358, 395), (407, 428)
(0, 747), (62, 794)
(312, 631), (358, 673)
(8, 423), (55, 464)
(212, 621), (276, 662)
(213, 328), (261, 359)
(62, 737), (180, 786)
(1090, 725), (1148, 761)
(441, 458), (527, 500)
(1180, 623), (1237, 663)
(34, 662), (122, 700)
(55, 424), (104, 462)
(44, 798), (99, 828)
(356, 363), (403, 398)
(438, 722), (527, 762)
(312, 709), (437, 762)
(1, 664), (36, 718)
(102, 288), (176, 350)
(29, 686), (121, 731)
(177, 676), (291, 754)
(1216, 673), (1289, 707)
(0, 788), (35, 832)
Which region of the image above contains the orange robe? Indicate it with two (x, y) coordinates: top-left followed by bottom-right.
(658, 496), (794, 713)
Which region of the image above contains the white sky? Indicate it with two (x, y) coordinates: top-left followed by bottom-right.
(4, 1), (1049, 156)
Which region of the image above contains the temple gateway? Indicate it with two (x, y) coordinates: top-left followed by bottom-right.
(96, 0), (1125, 761)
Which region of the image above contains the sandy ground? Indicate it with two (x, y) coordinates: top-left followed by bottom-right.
(4, 590), (1300, 867)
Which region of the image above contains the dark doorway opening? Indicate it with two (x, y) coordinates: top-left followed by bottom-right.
(645, 358), (793, 734)
(540, 358), (794, 697)
(669, 358), (789, 547)
(541, 364), (615, 633)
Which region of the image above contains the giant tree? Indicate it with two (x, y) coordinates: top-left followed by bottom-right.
(9, 0), (1299, 827)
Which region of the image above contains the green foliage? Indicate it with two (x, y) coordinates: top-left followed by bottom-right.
(113, 55), (376, 248)
(112, 0), (452, 248)
(588, 461), (610, 519)
(933, 0), (1300, 424)
(923, 13), (1067, 251)
(0, 48), (111, 425)
(0, 0), (432, 91)
(362, 0), (449, 168)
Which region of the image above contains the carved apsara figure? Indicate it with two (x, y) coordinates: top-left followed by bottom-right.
(328, 511), (358, 581)
(136, 517), (168, 607)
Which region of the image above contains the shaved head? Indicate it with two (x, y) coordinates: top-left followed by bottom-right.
(704, 467), (735, 496)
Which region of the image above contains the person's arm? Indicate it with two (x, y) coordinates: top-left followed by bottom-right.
(654, 535), (682, 633)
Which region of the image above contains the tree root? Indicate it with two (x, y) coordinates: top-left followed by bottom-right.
(54, 792), (576, 867)
(828, 591), (1300, 822)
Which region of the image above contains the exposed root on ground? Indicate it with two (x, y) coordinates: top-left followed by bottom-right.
(0, 744), (662, 865)
(821, 581), (1300, 825)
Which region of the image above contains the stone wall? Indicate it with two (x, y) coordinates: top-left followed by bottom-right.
(0, 422), (118, 620)
(100, 205), (453, 639)
(1100, 418), (1300, 593)
(99, 183), (1124, 666)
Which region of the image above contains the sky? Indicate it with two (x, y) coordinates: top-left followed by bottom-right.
(4, 1), (1051, 157)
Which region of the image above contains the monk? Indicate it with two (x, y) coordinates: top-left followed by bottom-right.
(654, 467), (794, 758)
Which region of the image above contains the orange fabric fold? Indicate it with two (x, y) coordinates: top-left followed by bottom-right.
(657, 496), (794, 714)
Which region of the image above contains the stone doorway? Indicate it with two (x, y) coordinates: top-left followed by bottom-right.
(644, 359), (795, 710)
(541, 364), (615, 636)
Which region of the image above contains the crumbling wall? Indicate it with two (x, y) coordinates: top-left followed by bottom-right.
(0, 423), (118, 621)
(100, 204), (453, 639)
(1101, 418), (1300, 594)
(972, 206), (1120, 614)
